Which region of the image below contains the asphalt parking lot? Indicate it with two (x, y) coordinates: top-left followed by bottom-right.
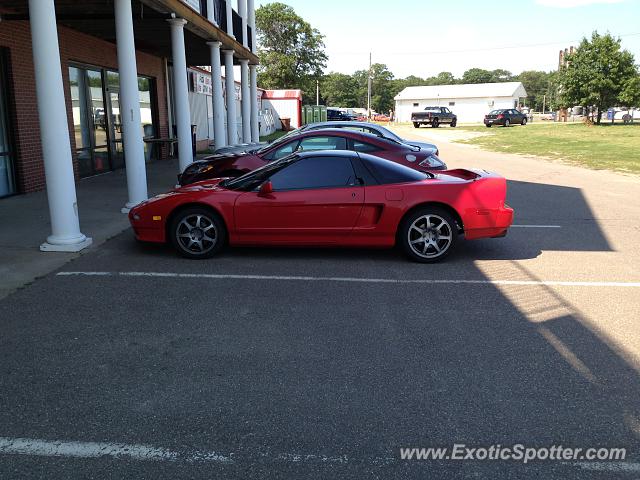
(1, 130), (639, 478)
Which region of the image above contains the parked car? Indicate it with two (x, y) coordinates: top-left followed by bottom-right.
(130, 150), (513, 263)
(484, 109), (527, 127)
(178, 129), (446, 186)
(327, 109), (351, 121)
(373, 113), (391, 122)
(412, 106), (457, 128)
(209, 142), (268, 155)
(283, 121), (440, 155)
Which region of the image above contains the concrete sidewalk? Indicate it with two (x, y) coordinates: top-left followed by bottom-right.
(0, 159), (180, 299)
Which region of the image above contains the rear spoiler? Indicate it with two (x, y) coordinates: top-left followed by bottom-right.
(442, 169), (484, 180)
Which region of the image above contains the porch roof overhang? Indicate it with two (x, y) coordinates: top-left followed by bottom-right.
(0, 0), (259, 66)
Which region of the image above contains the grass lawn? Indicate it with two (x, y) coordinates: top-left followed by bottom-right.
(260, 130), (288, 143)
(456, 122), (640, 174)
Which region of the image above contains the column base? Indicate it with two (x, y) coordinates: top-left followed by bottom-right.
(40, 237), (93, 252)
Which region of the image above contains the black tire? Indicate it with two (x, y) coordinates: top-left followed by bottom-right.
(450, 118), (457, 127)
(169, 206), (227, 259)
(431, 118), (440, 128)
(413, 122), (420, 128)
(521, 117), (527, 126)
(485, 124), (492, 128)
(504, 119), (510, 127)
(399, 206), (458, 263)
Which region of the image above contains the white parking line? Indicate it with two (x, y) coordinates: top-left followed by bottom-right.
(511, 225), (562, 228)
(0, 436), (232, 463)
(56, 271), (640, 288)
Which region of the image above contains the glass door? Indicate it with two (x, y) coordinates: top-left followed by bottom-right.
(105, 71), (124, 170)
(0, 50), (16, 197)
(69, 66), (110, 177)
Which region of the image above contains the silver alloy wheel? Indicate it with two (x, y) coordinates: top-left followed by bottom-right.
(175, 214), (217, 254)
(407, 214), (453, 259)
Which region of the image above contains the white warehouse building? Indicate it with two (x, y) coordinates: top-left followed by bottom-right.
(394, 82), (528, 124)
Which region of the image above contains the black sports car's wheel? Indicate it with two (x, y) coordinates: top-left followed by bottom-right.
(485, 124), (492, 128)
(450, 118), (457, 127)
(413, 122), (420, 128)
(431, 118), (440, 128)
(521, 117), (527, 125)
(400, 207), (458, 263)
(504, 119), (510, 127)
(170, 207), (226, 259)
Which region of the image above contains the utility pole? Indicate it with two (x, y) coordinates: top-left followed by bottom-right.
(542, 94), (546, 114)
(367, 52), (372, 119)
(316, 79), (319, 105)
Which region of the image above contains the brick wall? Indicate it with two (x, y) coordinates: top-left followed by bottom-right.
(0, 21), (169, 194)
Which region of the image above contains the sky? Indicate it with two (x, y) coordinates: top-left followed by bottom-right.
(255, 0), (640, 79)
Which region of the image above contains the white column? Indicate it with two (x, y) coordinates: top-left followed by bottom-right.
(249, 65), (259, 142)
(167, 18), (193, 172)
(225, 0), (234, 39)
(238, 0), (248, 49)
(239, 59), (251, 143)
(247, 0), (256, 53)
(208, 41), (226, 151)
(29, 0), (91, 252)
(247, 0), (259, 142)
(206, 0), (217, 25)
(223, 49), (237, 145)
(115, 0), (148, 213)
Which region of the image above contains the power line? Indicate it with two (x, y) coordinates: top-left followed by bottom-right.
(329, 31), (640, 57)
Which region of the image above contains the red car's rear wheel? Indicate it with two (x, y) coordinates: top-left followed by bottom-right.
(400, 207), (458, 263)
(170, 207), (226, 259)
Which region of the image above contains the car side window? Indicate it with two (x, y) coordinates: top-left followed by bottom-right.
(364, 127), (383, 137)
(352, 140), (382, 153)
(266, 140), (300, 160)
(268, 156), (356, 191)
(297, 136), (347, 152)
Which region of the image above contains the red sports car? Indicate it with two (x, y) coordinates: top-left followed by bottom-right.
(130, 151), (513, 263)
(178, 129), (446, 186)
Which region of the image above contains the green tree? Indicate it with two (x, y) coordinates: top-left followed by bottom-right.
(461, 68), (513, 84)
(255, 2), (327, 104)
(320, 72), (359, 107)
(353, 63), (395, 113)
(431, 71), (456, 85)
(559, 31), (639, 124)
(461, 68), (494, 84)
(619, 75), (640, 107)
(517, 70), (553, 111)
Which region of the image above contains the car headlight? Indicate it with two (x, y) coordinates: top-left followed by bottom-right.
(418, 154), (445, 168)
(184, 163), (214, 175)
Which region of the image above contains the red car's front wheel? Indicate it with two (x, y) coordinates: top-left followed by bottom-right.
(170, 207), (227, 259)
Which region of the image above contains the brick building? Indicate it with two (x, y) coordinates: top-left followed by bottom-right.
(0, 0), (259, 251)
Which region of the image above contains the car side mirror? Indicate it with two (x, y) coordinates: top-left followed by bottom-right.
(258, 181), (273, 197)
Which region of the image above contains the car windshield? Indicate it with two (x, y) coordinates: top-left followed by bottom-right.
(372, 124), (403, 142)
(255, 129), (302, 155)
(220, 154), (299, 191)
(488, 110), (504, 115)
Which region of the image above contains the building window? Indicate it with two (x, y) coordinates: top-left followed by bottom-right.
(413, 102), (419, 107)
(449, 101), (455, 106)
(69, 65), (157, 178)
(0, 49), (16, 198)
